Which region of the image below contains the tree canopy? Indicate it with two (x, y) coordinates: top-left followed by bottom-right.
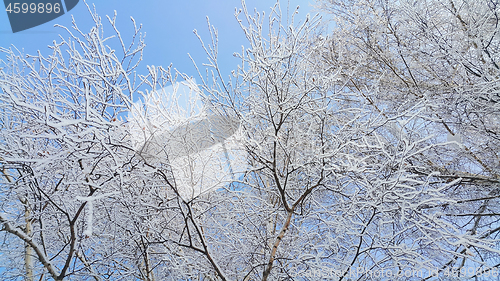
(1, 0), (499, 280)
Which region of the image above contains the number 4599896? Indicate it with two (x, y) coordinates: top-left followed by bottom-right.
(6, 2), (61, 14)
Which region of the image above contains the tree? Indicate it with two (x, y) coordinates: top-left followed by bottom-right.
(1, 0), (499, 280)
(312, 0), (500, 277)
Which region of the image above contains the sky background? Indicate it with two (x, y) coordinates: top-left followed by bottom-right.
(0, 0), (316, 81)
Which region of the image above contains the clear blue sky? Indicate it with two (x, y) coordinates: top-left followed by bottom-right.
(0, 0), (314, 80)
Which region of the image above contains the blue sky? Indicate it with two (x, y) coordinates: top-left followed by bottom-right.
(0, 0), (315, 80)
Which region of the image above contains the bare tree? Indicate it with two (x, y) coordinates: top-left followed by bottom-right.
(312, 0), (500, 278)
(1, 0), (499, 280)
(0, 2), (151, 279)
